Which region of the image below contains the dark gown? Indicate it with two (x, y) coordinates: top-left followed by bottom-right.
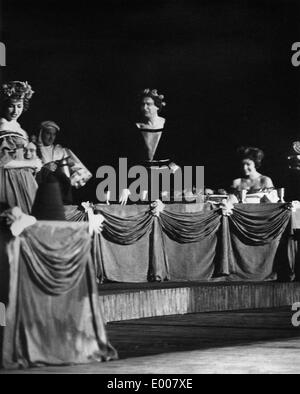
(122, 122), (180, 202)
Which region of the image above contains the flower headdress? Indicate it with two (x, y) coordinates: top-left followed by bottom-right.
(1, 81), (34, 101)
(141, 88), (166, 108)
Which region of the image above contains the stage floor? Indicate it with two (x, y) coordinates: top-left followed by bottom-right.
(98, 281), (300, 322)
(2, 307), (300, 374)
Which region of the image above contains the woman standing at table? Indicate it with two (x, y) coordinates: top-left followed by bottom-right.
(0, 81), (41, 213)
(118, 88), (180, 205)
(231, 146), (274, 194)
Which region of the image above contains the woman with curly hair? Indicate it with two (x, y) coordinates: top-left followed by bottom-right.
(231, 146), (274, 193)
(118, 88), (180, 205)
(0, 81), (41, 213)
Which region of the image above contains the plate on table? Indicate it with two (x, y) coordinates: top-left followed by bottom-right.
(207, 194), (229, 203)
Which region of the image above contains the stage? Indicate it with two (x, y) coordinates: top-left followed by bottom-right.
(99, 280), (300, 322)
(2, 307), (300, 374)
(1, 203), (300, 370)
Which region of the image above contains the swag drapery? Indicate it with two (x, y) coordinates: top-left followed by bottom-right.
(66, 202), (295, 283)
(0, 221), (117, 369)
(0, 202), (296, 368)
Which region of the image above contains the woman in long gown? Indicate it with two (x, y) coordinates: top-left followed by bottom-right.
(118, 88), (180, 205)
(0, 81), (41, 214)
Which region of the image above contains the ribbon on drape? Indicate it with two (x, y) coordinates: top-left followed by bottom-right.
(229, 204), (291, 245)
(159, 208), (222, 243)
(19, 222), (91, 295)
(98, 209), (154, 245)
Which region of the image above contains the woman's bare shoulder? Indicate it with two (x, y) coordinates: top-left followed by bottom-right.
(260, 175), (274, 188)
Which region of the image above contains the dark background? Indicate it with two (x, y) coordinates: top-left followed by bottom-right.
(1, 0), (300, 202)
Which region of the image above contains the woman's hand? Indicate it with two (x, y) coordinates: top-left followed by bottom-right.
(33, 158), (43, 171)
(168, 162), (180, 174)
(204, 188), (214, 195)
(119, 188), (131, 206)
(105, 191), (111, 205)
(25, 158), (42, 171)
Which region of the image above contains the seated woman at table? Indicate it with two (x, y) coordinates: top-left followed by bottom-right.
(0, 81), (41, 213)
(231, 146), (274, 194)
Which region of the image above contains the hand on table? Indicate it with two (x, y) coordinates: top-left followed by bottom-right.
(119, 188), (131, 206)
(169, 162), (180, 174)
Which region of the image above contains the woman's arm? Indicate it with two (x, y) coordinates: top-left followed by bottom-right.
(231, 178), (241, 191)
(4, 158), (42, 170)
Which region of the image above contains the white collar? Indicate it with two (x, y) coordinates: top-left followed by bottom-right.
(0, 118), (27, 137)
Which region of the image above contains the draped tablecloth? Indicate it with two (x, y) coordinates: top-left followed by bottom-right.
(225, 204), (293, 281)
(0, 221), (117, 369)
(76, 202), (296, 283)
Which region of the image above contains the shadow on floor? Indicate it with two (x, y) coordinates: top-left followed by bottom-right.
(107, 307), (300, 359)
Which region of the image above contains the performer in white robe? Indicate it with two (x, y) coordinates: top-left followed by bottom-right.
(37, 120), (92, 189)
(35, 121), (92, 204)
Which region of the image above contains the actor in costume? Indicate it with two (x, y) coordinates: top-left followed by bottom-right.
(231, 146), (274, 194)
(36, 120), (92, 203)
(0, 81), (41, 213)
(118, 88), (180, 205)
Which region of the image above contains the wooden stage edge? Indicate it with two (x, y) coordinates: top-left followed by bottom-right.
(99, 281), (300, 322)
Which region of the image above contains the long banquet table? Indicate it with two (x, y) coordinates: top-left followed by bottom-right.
(66, 202), (300, 283)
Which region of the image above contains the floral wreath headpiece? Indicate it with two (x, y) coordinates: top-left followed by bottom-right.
(1, 81), (34, 101)
(142, 88), (166, 107)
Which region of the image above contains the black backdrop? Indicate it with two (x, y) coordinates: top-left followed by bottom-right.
(1, 0), (300, 202)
